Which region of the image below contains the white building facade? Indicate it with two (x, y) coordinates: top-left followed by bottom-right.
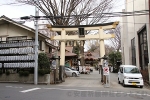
(121, 0), (150, 83)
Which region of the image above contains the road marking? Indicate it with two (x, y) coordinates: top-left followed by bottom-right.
(43, 88), (95, 91)
(14, 86), (23, 88)
(112, 91), (124, 93)
(6, 86), (12, 87)
(43, 87), (150, 97)
(20, 88), (41, 93)
(6, 86), (22, 88)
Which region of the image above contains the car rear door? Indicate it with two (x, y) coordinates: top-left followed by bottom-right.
(65, 68), (71, 76)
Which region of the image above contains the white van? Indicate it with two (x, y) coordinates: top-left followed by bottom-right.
(118, 65), (143, 88)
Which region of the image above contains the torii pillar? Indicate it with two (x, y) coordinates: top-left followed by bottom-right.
(60, 29), (66, 66)
(47, 21), (119, 81)
(99, 27), (106, 65)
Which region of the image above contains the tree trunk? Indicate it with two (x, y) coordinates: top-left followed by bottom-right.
(80, 45), (85, 66)
(80, 41), (85, 66)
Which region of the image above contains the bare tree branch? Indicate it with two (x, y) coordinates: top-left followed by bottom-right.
(107, 25), (121, 51)
(86, 40), (115, 55)
(16, 0), (114, 27)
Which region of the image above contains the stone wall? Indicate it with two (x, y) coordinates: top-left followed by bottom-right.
(0, 74), (50, 84)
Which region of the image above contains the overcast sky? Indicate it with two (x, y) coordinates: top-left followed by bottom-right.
(0, 0), (125, 16)
(0, 0), (125, 28)
(0, 0), (125, 51)
(0, 0), (36, 28)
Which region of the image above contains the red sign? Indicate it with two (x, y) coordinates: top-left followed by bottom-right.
(103, 67), (109, 75)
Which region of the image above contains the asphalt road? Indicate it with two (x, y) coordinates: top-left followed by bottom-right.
(0, 70), (150, 100)
(0, 83), (150, 100)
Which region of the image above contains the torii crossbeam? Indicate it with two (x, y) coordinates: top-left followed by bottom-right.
(47, 21), (119, 79)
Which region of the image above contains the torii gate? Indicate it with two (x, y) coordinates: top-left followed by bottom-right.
(47, 21), (119, 75)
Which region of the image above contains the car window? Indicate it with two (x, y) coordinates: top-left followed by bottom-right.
(65, 68), (69, 71)
(124, 67), (140, 73)
(71, 68), (76, 70)
(65, 68), (71, 71)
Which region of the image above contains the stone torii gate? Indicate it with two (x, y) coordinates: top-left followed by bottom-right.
(47, 21), (118, 79)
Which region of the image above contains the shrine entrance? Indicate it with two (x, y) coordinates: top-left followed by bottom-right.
(47, 21), (119, 81)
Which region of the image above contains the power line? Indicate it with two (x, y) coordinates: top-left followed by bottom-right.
(0, 2), (26, 6)
(91, 10), (149, 18)
(0, 3), (17, 6)
(1, 1), (148, 19)
(0, 0), (135, 8)
(18, 11), (149, 20)
(119, 22), (149, 24)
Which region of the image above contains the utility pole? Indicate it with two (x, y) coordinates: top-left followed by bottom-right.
(34, 0), (39, 85)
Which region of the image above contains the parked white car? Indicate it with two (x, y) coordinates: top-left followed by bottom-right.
(65, 68), (80, 77)
(118, 65), (143, 88)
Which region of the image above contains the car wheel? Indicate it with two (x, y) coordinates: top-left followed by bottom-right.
(72, 73), (77, 77)
(118, 78), (120, 84)
(123, 80), (126, 87)
(140, 86), (143, 88)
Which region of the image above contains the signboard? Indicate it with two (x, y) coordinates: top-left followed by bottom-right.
(103, 67), (109, 75)
(51, 60), (56, 69)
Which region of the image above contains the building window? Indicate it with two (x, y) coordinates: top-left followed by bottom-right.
(138, 25), (149, 70)
(6, 36), (27, 41)
(49, 47), (52, 53)
(38, 40), (42, 50)
(131, 38), (136, 65)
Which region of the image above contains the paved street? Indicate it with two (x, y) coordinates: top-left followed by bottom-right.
(56, 69), (146, 89)
(56, 70), (102, 87)
(0, 82), (150, 100)
(0, 69), (150, 100)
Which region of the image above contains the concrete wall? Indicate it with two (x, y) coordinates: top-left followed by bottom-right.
(0, 74), (50, 84)
(121, 0), (149, 67)
(121, 10), (129, 65)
